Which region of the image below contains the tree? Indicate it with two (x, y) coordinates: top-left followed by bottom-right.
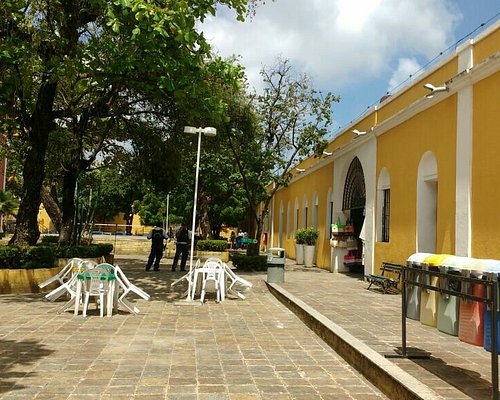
(224, 58), (339, 253)
(0, 0), (252, 245)
(0, 190), (18, 234)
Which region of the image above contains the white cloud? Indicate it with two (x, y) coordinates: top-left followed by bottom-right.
(202, 0), (461, 91)
(387, 57), (423, 92)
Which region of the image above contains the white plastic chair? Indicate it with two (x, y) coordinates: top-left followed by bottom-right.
(172, 258), (200, 300)
(45, 260), (97, 303)
(114, 264), (150, 314)
(39, 257), (83, 289)
(190, 258), (218, 301)
(223, 263), (253, 299)
(199, 260), (224, 303)
(82, 265), (114, 317)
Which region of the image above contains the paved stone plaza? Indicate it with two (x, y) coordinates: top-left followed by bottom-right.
(0, 254), (495, 399)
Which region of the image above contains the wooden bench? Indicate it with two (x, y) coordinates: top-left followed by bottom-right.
(365, 262), (403, 294)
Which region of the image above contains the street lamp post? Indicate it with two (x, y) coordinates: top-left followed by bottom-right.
(184, 126), (216, 297)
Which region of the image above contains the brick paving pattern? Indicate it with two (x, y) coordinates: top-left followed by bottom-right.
(0, 255), (386, 400)
(281, 263), (494, 400)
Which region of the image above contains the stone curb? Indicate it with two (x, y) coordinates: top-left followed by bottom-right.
(265, 281), (442, 400)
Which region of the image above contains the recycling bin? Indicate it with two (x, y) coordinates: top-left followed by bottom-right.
(436, 265), (461, 336)
(406, 253), (432, 321)
(267, 247), (285, 284)
(419, 254), (451, 327)
(459, 269), (485, 346)
(483, 269), (500, 353)
(420, 264), (440, 327)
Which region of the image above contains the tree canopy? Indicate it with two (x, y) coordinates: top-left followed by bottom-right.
(0, 0), (252, 245)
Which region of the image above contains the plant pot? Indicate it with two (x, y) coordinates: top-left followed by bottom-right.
(295, 244), (304, 264)
(304, 245), (315, 267)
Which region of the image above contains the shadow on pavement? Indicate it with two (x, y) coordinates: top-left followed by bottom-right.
(0, 339), (54, 394)
(404, 347), (494, 400)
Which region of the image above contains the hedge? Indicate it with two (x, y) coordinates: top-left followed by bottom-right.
(196, 240), (228, 252)
(0, 243), (113, 269)
(231, 254), (267, 271)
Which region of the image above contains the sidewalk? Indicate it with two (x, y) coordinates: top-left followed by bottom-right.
(277, 261), (494, 400)
(0, 255), (493, 399)
(0, 255), (386, 400)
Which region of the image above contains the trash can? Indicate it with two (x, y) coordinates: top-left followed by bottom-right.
(267, 247), (285, 284)
(459, 269), (485, 346)
(437, 265), (461, 336)
(419, 254), (452, 327)
(483, 268), (500, 353)
(406, 253), (433, 321)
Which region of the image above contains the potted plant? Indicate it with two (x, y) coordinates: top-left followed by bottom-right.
(295, 229), (306, 264)
(303, 227), (319, 267)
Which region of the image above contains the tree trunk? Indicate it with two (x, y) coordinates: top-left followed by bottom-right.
(124, 205), (133, 235)
(10, 81), (58, 246)
(246, 208), (263, 256)
(58, 166), (79, 245)
(40, 185), (62, 232)
(198, 192), (212, 239)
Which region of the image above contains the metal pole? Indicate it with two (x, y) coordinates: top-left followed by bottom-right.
(492, 275), (498, 400)
(166, 193), (170, 232)
(402, 264), (408, 357)
(187, 131), (202, 299)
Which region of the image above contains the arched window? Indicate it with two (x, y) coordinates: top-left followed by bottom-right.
(278, 201), (284, 247)
(326, 188), (333, 237)
(417, 151), (438, 253)
(286, 201), (291, 239)
(377, 168), (391, 242)
(312, 192), (319, 231)
(343, 157), (366, 211)
(294, 198), (299, 233)
(302, 195), (308, 228)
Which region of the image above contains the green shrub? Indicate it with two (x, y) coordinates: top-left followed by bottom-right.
(55, 243), (113, 258)
(303, 227), (319, 245)
(196, 240), (228, 252)
(21, 246), (56, 269)
(0, 243), (113, 269)
(40, 235), (59, 244)
(231, 254), (267, 271)
(0, 245), (23, 269)
(295, 229), (306, 244)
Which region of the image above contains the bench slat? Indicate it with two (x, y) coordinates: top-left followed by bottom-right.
(365, 263), (403, 294)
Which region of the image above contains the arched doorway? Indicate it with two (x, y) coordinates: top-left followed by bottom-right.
(417, 151), (438, 253)
(342, 157), (366, 272)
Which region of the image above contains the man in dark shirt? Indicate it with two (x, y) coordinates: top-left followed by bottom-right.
(145, 224), (168, 271)
(172, 223), (191, 272)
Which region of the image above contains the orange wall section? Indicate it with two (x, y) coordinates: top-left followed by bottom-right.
(272, 161), (334, 269)
(471, 71), (500, 258)
(374, 97), (457, 271)
(377, 59), (458, 125)
(474, 28), (500, 65)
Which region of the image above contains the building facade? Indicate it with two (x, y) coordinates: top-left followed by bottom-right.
(268, 21), (500, 275)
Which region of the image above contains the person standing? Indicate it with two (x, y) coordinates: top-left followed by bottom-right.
(145, 224), (168, 271)
(230, 231), (236, 249)
(172, 223), (191, 272)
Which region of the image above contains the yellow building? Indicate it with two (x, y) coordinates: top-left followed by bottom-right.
(37, 206), (153, 237)
(269, 21), (500, 276)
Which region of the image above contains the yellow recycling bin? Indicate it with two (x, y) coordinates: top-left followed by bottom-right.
(420, 254), (451, 327)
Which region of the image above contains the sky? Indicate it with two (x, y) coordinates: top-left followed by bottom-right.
(201, 0), (500, 136)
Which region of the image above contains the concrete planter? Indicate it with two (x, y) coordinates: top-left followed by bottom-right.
(0, 255), (114, 294)
(0, 267), (62, 294)
(196, 251), (229, 262)
(295, 244), (304, 264)
(304, 245), (316, 267)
